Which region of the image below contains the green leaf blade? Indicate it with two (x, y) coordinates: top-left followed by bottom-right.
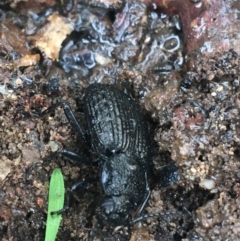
(45, 168), (65, 241)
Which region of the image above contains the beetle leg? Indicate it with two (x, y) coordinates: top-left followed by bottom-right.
(40, 102), (62, 116)
(25, 162), (43, 180)
(61, 102), (86, 142)
(129, 171), (181, 225)
(129, 210), (182, 225)
(57, 149), (91, 165)
(134, 172), (151, 216)
(41, 102), (86, 142)
(137, 189), (151, 215)
(51, 176), (98, 216)
(51, 206), (69, 216)
(71, 175), (98, 192)
(26, 149), (92, 181)
(50, 187), (73, 216)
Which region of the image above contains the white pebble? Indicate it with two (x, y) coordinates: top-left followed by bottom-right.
(199, 179), (215, 190)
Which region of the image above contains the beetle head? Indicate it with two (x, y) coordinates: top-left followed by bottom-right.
(101, 195), (133, 225)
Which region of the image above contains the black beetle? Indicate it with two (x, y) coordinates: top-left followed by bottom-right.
(29, 83), (179, 226)
(84, 84), (152, 225)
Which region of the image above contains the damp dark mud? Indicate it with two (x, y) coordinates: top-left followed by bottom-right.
(0, 0), (240, 240)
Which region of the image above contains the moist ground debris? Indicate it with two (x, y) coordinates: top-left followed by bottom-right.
(0, 0), (240, 240)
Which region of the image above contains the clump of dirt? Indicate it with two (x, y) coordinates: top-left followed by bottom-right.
(0, 0), (240, 241)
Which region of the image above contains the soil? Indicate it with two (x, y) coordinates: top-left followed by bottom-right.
(0, 0), (240, 240)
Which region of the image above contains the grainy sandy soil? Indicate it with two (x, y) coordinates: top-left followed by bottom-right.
(0, 0), (240, 240)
